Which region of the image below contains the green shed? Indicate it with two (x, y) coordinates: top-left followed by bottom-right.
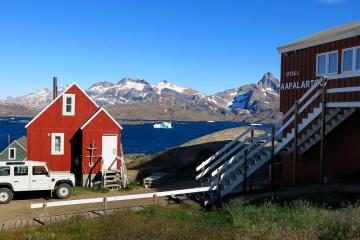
(0, 136), (27, 161)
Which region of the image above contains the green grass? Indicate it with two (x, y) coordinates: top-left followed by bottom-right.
(122, 180), (142, 191)
(3, 194), (360, 240)
(72, 186), (109, 196)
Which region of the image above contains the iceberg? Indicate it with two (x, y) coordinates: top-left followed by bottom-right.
(153, 122), (173, 129)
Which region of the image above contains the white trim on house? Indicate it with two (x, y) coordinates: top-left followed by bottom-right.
(327, 102), (360, 108)
(25, 82), (99, 128)
(51, 133), (65, 155)
(62, 94), (76, 116)
(80, 107), (123, 130)
(8, 148), (16, 160)
(277, 29), (360, 53)
(316, 50), (338, 77)
(327, 70), (360, 80)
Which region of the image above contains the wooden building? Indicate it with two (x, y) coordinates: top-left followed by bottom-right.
(276, 20), (360, 184)
(25, 82), (123, 185)
(0, 136), (27, 161)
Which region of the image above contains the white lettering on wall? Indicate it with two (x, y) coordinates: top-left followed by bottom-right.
(280, 79), (320, 91)
(286, 70), (299, 77)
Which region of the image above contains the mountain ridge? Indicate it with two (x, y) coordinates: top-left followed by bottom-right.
(0, 73), (281, 122)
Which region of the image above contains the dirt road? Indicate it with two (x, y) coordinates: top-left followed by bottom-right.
(0, 187), (166, 225)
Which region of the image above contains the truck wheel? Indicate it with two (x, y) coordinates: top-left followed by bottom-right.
(0, 188), (13, 204)
(55, 183), (72, 199)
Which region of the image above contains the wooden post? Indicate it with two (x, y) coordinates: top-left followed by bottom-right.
(103, 197), (108, 215)
(249, 175), (253, 192)
(249, 129), (254, 190)
(43, 203), (48, 225)
(320, 77), (328, 184)
(243, 149), (248, 192)
(216, 168), (222, 202)
(293, 101), (299, 186)
(270, 124), (275, 185)
(153, 194), (158, 205)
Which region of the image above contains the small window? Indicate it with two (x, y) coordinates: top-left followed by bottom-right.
(316, 51), (338, 76)
(0, 167), (10, 176)
(33, 166), (48, 175)
(62, 94), (75, 116)
(51, 133), (64, 155)
(317, 55), (326, 75)
(343, 49), (353, 72)
(8, 148), (16, 160)
(328, 52), (338, 74)
(356, 48), (360, 70)
(14, 166), (28, 176)
(341, 46), (360, 73)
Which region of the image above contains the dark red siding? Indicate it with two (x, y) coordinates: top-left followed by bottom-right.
(81, 110), (122, 174)
(27, 84), (98, 171)
(280, 35), (360, 113)
(279, 34), (360, 184)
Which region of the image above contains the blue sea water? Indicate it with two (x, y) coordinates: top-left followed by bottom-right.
(0, 117), (269, 155)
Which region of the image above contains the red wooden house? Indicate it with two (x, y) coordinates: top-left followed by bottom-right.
(25, 82), (123, 186)
(276, 20), (360, 184)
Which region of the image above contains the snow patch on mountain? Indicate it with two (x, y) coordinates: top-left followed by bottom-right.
(153, 80), (186, 94)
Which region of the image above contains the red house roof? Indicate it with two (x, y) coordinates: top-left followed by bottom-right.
(25, 82), (99, 128)
(81, 107), (123, 130)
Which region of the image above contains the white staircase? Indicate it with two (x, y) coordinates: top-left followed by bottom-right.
(102, 155), (129, 189)
(196, 78), (359, 205)
(103, 169), (122, 189)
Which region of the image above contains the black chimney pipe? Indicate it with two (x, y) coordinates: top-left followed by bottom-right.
(53, 77), (58, 100)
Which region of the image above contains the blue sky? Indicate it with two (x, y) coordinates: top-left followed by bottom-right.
(0, 0), (358, 98)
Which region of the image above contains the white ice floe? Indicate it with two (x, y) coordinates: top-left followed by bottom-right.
(153, 122), (172, 129)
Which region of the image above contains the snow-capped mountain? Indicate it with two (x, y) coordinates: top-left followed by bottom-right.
(3, 87), (64, 109)
(86, 78), (200, 106)
(213, 72), (280, 119)
(0, 73), (281, 122)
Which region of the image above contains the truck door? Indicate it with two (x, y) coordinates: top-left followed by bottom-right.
(13, 166), (30, 191)
(30, 165), (50, 190)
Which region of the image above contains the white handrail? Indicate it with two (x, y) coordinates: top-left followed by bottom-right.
(195, 139), (247, 180)
(195, 127), (254, 172)
(297, 79), (322, 106)
(276, 81), (323, 138)
(298, 89), (322, 114)
(279, 79), (322, 124)
(31, 187), (212, 209)
(210, 134), (269, 178)
(214, 138), (271, 184)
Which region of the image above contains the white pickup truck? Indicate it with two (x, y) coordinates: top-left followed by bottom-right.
(0, 161), (75, 204)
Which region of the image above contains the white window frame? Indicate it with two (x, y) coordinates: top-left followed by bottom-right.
(8, 148), (16, 160)
(51, 133), (64, 155)
(316, 50), (338, 77)
(342, 46), (360, 73)
(62, 94), (75, 116)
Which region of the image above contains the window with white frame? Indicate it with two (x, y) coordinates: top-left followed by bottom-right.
(8, 148), (16, 160)
(316, 51), (338, 76)
(62, 94), (75, 116)
(342, 46), (360, 73)
(51, 133), (64, 155)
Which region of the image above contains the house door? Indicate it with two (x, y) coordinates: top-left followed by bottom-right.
(102, 135), (118, 171)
